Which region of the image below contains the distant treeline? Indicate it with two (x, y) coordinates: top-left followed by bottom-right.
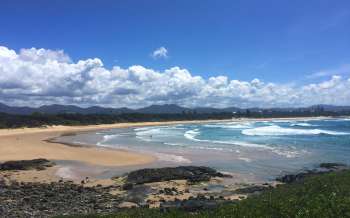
(0, 109), (349, 129)
(0, 112), (233, 129)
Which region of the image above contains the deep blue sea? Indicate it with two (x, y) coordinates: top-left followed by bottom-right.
(61, 118), (350, 181)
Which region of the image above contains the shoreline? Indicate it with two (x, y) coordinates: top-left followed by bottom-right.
(0, 116), (337, 137)
(0, 116), (342, 183)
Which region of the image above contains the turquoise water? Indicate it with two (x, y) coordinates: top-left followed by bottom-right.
(64, 118), (350, 181)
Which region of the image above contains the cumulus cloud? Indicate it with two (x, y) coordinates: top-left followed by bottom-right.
(151, 46), (168, 59)
(0, 45), (350, 108)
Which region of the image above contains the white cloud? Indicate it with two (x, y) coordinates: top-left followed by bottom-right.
(0, 45), (350, 108)
(151, 46), (168, 59)
(307, 64), (350, 79)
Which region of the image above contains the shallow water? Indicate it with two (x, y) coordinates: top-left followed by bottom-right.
(58, 118), (350, 181)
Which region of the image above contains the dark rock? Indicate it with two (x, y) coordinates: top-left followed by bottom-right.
(0, 180), (123, 217)
(277, 163), (348, 184)
(319, 162), (346, 169)
(125, 185), (151, 204)
(122, 183), (133, 190)
(276, 171), (312, 183)
(125, 166), (225, 184)
(163, 188), (174, 195)
(234, 185), (269, 194)
(0, 159), (55, 171)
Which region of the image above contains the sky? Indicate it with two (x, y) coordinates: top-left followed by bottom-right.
(0, 0), (350, 108)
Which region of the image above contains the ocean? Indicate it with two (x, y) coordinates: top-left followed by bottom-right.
(58, 118), (350, 181)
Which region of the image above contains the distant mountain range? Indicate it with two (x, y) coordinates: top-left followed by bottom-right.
(0, 102), (350, 115)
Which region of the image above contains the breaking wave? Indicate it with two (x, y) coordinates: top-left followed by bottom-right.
(203, 122), (252, 129)
(242, 125), (349, 136)
(290, 123), (316, 127)
(96, 134), (120, 146)
(135, 126), (185, 141)
(183, 129), (302, 158)
(184, 129), (200, 141)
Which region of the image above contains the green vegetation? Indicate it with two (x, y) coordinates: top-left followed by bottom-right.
(1, 108), (349, 129)
(58, 170), (350, 218)
(0, 112), (233, 129)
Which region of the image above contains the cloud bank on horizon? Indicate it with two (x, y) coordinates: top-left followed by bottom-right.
(0, 45), (349, 108)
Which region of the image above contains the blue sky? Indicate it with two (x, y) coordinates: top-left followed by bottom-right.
(0, 0), (350, 107)
(1, 0), (349, 82)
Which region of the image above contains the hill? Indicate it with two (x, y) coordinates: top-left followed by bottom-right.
(1, 102), (350, 115)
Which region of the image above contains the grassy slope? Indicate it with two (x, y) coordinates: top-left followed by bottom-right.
(59, 170), (350, 218)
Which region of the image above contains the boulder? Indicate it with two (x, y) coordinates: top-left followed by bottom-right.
(277, 163), (348, 184)
(0, 159), (55, 171)
(125, 166), (226, 185)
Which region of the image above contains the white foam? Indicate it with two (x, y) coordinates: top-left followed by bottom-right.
(135, 126), (184, 142)
(154, 152), (191, 163)
(184, 128), (277, 150)
(184, 129), (265, 147)
(238, 157), (252, 162)
(135, 127), (162, 135)
(96, 134), (119, 146)
(271, 149), (301, 158)
(271, 120), (294, 123)
(164, 142), (187, 147)
(72, 141), (86, 145)
(338, 118), (350, 121)
(204, 122), (252, 129)
(229, 141), (273, 149)
(184, 130), (305, 158)
(165, 142), (237, 152)
(184, 129), (200, 141)
(55, 167), (77, 179)
(194, 146), (226, 151)
(290, 123), (315, 127)
(242, 125), (349, 136)
(229, 141), (301, 158)
(134, 127), (161, 141)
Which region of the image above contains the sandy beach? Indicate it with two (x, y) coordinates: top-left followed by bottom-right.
(0, 117), (333, 182)
(0, 119), (236, 182)
(0, 117), (328, 164)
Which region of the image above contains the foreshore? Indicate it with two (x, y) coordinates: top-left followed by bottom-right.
(0, 116), (335, 183)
